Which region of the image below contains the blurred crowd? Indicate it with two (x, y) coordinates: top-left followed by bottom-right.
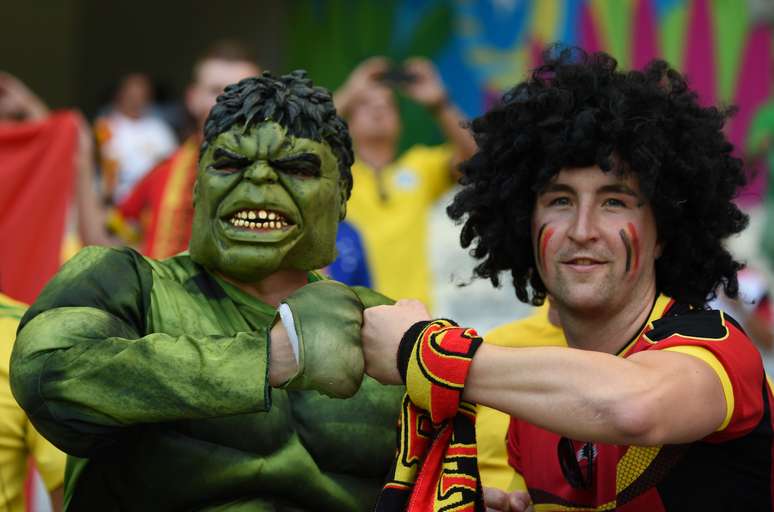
(3, 37), (774, 511)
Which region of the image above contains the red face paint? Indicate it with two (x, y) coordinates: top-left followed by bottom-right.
(626, 222), (640, 272)
(538, 224), (554, 271)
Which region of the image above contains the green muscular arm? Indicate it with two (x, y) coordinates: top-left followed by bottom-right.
(10, 247), (271, 457)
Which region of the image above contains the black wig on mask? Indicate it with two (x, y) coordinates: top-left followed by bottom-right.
(447, 46), (748, 308)
(202, 70), (355, 198)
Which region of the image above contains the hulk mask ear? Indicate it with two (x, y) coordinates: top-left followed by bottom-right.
(338, 184), (347, 220)
(192, 179), (199, 207)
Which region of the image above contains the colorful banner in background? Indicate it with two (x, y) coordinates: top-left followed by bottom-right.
(290, 0), (773, 203)
(447, 0), (773, 204)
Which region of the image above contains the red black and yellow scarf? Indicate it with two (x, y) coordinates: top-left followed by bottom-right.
(376, 319), (485, 512)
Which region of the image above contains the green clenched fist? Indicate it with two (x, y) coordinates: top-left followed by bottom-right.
(278, 281), (391, 398)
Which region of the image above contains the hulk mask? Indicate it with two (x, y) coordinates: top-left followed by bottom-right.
(190, 121), (346, 282)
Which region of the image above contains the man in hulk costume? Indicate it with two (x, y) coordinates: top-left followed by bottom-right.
(10, 70), (405, 511)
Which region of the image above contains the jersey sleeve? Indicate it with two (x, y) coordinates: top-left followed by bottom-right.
(643, 310), (766, 441)
(10, 246), (272, 458)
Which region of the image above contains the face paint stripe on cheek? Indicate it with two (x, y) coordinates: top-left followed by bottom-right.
(537, 224), (554, 271)
(619, 229), (632, 273)
(627, 222), (640, 272)
(536, 224), (546, 268)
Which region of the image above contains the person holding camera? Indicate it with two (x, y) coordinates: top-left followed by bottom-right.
(333, 57), (476, 310)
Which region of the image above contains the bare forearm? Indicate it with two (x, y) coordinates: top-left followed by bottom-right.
(434, 103), (476, 164)
(462, 344), (656, 444)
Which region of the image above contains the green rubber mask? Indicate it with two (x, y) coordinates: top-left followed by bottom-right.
(190, 121), (346, 282)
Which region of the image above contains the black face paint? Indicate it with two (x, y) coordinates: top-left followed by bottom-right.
(619, 228), (632, 273)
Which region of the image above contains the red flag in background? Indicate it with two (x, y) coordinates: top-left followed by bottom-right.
(0, 111), (78, 303)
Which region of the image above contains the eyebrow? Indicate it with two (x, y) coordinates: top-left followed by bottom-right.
(539, 183), (575, 195)
(597, 184), (640, 197)
(213, 147), (250, 163)
(539, 182), (640, 197)
(270, 153), (322, 168)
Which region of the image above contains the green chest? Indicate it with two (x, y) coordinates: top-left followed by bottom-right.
(173, 379), (402, 476)
(145, 272), (403, 477)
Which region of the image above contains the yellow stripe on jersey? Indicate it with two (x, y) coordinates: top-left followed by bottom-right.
(663, 345), (734, 430)
(620, 294), (673, 356)
(533, 500), (617, 511)
(616, 445), (661, 494)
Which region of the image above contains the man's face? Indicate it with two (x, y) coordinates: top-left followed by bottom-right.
(189, 121), (346, 283)
(347, 85), (400, 145)
(116, 73), (152, 119)
(531, 166), (661, 316)
(186, 59), (260, 128)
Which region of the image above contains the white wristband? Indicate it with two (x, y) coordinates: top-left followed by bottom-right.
(278, 303), (300, 364)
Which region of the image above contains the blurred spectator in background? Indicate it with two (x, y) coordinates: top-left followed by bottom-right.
(0, 71), (109, 303)
(334, 56), (476, 310)
(0, 293), (66, 512)
(109, 41), (259, 258)
(94, 72), (177, 204)
(0, 73), (48, 121)
(1, 292), (65, 512)
(326, 220), (372, 287)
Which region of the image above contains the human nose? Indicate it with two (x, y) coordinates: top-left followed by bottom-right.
(566, 202), (600, 244)
(243, 161), (279, 185)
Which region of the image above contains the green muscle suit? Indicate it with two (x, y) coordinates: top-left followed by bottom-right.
(10, 71), (405, 510)
(12, 247), (402, 510)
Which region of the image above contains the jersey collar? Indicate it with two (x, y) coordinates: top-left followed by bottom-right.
(617, 293), (674, 357)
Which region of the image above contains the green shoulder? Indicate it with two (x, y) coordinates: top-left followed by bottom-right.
(21, 246), (154, 334)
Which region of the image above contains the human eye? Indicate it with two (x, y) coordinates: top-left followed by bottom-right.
(602, 197), (627, 208)
(547, 196), (571, 207)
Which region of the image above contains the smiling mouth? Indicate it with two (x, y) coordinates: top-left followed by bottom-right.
(227, 208), (294, 231)
(564, 258), (604, 265)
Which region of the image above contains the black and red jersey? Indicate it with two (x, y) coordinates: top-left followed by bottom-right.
(507, 295), (774, 511)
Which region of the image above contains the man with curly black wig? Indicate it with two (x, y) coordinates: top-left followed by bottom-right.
(361, 48), (774, 511)
(10, 70), (404, 510)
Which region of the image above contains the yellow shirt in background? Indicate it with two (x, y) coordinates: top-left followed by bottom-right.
(476, 304), (566, 492)
(346, 145), (455, 309)
(0, 293), (66, 512)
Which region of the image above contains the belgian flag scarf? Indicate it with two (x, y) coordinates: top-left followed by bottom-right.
(375, 319), (485, 512)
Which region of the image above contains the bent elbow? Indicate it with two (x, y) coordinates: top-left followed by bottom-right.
(10, 339), (119, 458)
(608, 393), (664, 446)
